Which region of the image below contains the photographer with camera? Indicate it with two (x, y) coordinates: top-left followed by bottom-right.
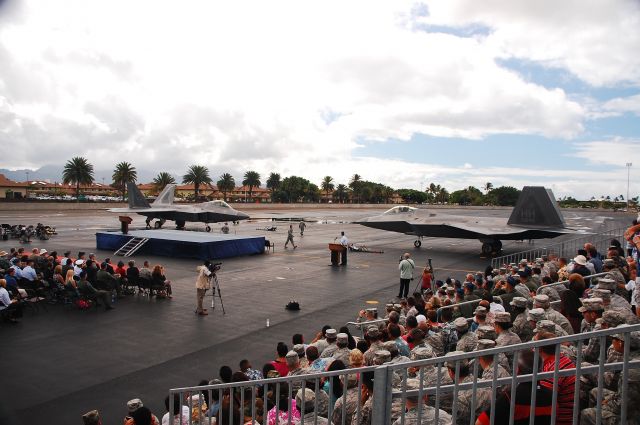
(195, 260), (213, 316)
(398, 253), (415, 299)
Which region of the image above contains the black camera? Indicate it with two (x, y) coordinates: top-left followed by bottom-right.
(205, 261), (222, 273)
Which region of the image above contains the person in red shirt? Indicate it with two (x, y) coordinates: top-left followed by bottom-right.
(421, 266), (433, 293)
(536, 332), (576, 425)
(270, 342), (290, 377)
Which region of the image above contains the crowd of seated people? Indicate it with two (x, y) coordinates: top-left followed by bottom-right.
(79, 233), (640, 425)
(0, 247), (174, 322)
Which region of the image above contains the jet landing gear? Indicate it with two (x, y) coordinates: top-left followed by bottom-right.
(175, 220), (186, 230)
(205, 225), (211, 232)
(414, 237), (423, 248)
(480, 239), (502, 256)
(153, 219), (166, 229)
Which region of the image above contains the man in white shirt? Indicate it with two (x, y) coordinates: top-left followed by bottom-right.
(398, 253), (415, 299)
(340, 231), (349, 246)
(74, 259), (84, 276)
(21, 259), (38, 282)
(0, 278), (21, 323)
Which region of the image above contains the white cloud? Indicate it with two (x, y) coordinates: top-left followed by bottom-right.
(573, 138), (640, 167)
(420, 0), (640, 87)
(602, 94), (640, 116)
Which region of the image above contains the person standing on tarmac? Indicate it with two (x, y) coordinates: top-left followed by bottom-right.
(285, 225), (297, 249)
(398, 253), (415, 299)
(298, 221), (306, 236)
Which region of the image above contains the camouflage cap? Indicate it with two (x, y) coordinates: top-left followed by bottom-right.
(591, 289), (611, 300)
(527, 308), (546, 322)
(293, 344), (306, 356)
(285, 350), (299, 362)
(534, 320), (557, 334)
(336, 333), (349, 343)
(82, 410), (100, 425)
(578, 297), (604, 312)
(367, 326), (380, 338)
(385, 303), (394, 309)
(477, 339), (496, 350)
(533, 294), (550, 308)
(510, 297), (528, 308)
(601, 310), (625, 327)
(382, 341), (397, 352)
(127, 398), (143, 413)
(603, 258), (616, 267)
(296, 388), (317, 407)
(473, 306), (488, 316)
(325, 329), (337, 339)
(374, 350), (391, 364)
(597, 278), (617, 291)
(494, 312), (512, 323)
(411, 346), (434, 360)
(366, 307), (377, 314)
(477, 325), (497, 340)
(454, 317), (469, 331)
(444, 351), (469, 368)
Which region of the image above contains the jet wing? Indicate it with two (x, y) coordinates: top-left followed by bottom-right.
(108, 207), (177, 213)
(410, 221), (573, 240)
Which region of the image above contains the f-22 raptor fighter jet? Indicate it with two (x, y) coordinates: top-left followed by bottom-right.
(109, 183), (249, 231)
(356, 186), (576, 255)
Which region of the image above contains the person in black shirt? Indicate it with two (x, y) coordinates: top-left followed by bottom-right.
(476, 349), (552, 425)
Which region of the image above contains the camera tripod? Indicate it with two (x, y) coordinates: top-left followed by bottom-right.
(414, 258), (436, 294)
(204, 272), (226, 314)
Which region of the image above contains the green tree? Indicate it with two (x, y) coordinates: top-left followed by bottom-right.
(242, 171), (261, 202)
(332, 184), (349, 203)
(321, 176), (335, 201)
(112, 161), (137, 201)
(266, 172), (281, 201)
(182, 165), (212, 201)
(487, 186), (521, 206)
(217, 173), (236, 201)
(278, 176), (314, 202)
(152, 172), (176, 193)
(436, 187), (449, 204)
(349, 174), (362, 203)
(62, 156), (94, 200)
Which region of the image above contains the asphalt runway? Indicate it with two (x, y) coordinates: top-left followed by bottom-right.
(0, 206), (632, 424)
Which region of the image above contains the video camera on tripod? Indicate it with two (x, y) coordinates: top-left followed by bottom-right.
(205, 260), (222, 274)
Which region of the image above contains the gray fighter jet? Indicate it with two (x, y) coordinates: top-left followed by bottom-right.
(356, 186), (575, 255)
(109, 183), (249, 231)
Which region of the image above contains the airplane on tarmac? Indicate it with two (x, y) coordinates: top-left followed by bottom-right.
(355, 186), (577, 255)
(109, 183), (250, 231)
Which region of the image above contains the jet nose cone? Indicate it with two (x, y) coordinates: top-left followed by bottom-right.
(238, 211), (250, 220)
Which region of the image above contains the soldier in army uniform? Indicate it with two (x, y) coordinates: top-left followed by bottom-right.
(331, 333), (352, 366)
(292, 344), (309, 369)
(444, 351), (476, 425)
(295, 388), (329, 425)
(579, 298), (605, 363)
(534, 294), (574, 334)
(596, 278), (632, 311)
(332, 374), (361, 425)
(392, 378), (452, 425)
(510, 297), (533, 342)
(363, 326), (383, 366)
(319, 329), (339, 359)
(494, 311), (522, 368)
(528, 308), (568, 337)
(602, 260), (628, 297)
(455, 317), (478, 352)
(285, 351), (306, 392)
(581, 329), (640, 425)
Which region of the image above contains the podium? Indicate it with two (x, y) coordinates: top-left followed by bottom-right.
(119, 216), (133, 235)
(329, 243), (347, 266)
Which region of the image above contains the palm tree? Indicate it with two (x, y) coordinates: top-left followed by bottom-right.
(333, 184), (348, 203)
(242, 171), (261, 202)
(383, 187), (394, 203)
(266, 172), (281, 201)
(349, 174), (362, 203)
(182, 165), (212, 201)
(484, 182), (493, 194)
(217, 173), (236, 201)
(153, 172), (176, 193)
(62, 157), (94, 200)
(321, 176), (334, 201)
(112, 162), (137, 201)
(437, 187), (449, 204)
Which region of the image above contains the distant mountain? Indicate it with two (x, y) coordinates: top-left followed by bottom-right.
(0, 164), (160, 184)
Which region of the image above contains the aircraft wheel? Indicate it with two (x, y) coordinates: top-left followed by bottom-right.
(176, 220), (186, 230)
(154, 221), (162, 229)
(205, 225), (211, 232)
(481, 242), (493, 256)
(492, 240), (502, 252)
(414, 240), (422, 248)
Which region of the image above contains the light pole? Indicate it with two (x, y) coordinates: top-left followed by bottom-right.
(626, 163), (632, 210)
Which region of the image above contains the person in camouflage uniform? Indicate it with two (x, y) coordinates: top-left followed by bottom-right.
(407, 346), (454, 413)
(602, 260), (628, 297)
(392, 378), (452, 425)
(510, 297), (533, 342)
(455, 317), (478, 352)
(444, 351), (477, 425)
(579, 298), (605, 363)
(351, 376), (374, 425)
(331, 333), (352, 366)
(581, 329), (640, 425)
(319, 329), (339, 359)
(534, 294), (574, 334)
(363, 326), (383, 366)
(528, 309), (568, 337)
(295, 388), (329, 425)
(332, 374), (361, 425)
(285, 351), (307, 392)
(494, 311), (522, 369)
(596, 278), (632, 310)
(292, 344), (309, 369)
(477, 339), (511, 401)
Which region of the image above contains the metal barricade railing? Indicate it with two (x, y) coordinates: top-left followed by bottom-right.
(168, 323), (640, 425)
(346, 318), (388, 337)
(491, 226), (627, 269)
(536, 272), (608, 294)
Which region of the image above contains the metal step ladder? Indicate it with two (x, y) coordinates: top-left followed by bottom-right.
(114, 237), (149, 257)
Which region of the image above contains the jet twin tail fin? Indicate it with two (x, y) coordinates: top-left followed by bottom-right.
(127, 182), (151, 209)
(507, 186), (566, 228)
(152, 184), (176, 206)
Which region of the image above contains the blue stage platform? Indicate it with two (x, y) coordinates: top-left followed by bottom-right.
(96, 229), (265, 260)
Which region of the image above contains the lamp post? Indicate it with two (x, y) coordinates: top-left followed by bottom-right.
(626, 163), (632, 210)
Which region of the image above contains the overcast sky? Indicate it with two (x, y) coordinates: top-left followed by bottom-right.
(0, 0), (638, 199)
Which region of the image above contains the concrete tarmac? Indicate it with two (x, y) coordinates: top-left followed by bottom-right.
(0, 206), (631, 424)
